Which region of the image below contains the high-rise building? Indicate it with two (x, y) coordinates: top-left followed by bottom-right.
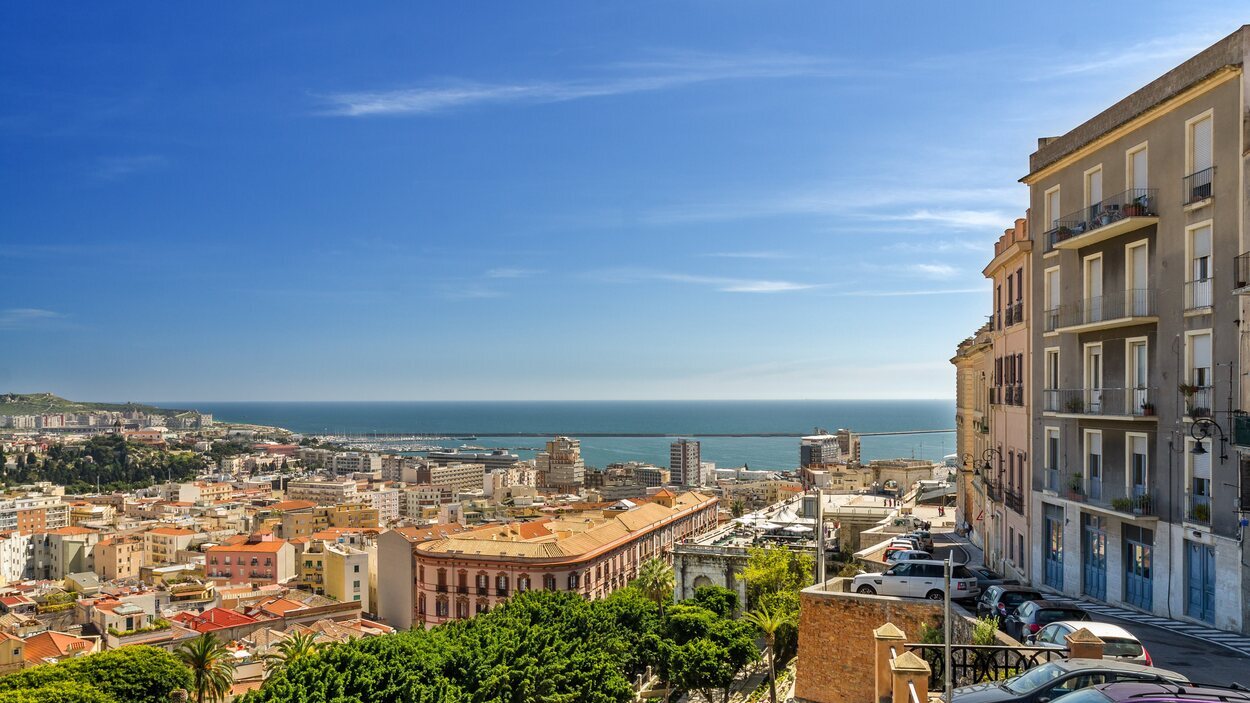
(536, 437), (585, 492)
(800, 432), (841, 468)
(670, 439), (702, 487)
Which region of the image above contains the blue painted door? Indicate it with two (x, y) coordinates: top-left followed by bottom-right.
(1186, 541), (1215, 623)
(1081, 514), (1106, 600)
(1123, 528), (1152, 611)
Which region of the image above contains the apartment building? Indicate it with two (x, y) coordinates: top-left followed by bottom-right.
(285, 479), (358, 505)
(633, 465), (671, 488)
(32, 526), (98, 580)
(95, 535), (146, 581)
(144, 526), (198, 565)
(800, 433), (842, 468)
(670, 439), (701, 487)
(409, 462), (486, 493)
(0, 532), (31, 585)
(329, 452), (382, 477)
(296, 540), (370, 613)
(535, 437), (585, 491)
(205, 535), (295, 585)
(985, 218), (1033, 582)
(1025, 27), (1250, 631)
(402, 485), (454, 518)
(14, 496), (69, 534)
(279, 504), (379, 539)
(951, 324), (993, 544)
(360, 487), (401, 524)
(377, 491), (717, 629)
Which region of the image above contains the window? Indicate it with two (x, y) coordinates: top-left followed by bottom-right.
(1009, 527), (1016, 561)
(1045, 186), (1061, 230)
(1188, 439), (1212, 522)
(1044, 267), (1060, 331)
(1044, 429), (1060, 492)
(353, 580), (360, 588)
(1187, 332), (1213, 417)
(1085, 165), (1103, 217)
(1189, 114), (1213, 174)
(1085, 431), (1103, 501)
(544, 574), (556, 591)
(354, 564), (360, 573)
(1187, 224), (1213, 309)
(1127, 144), (1148, 190)
(1128, 434), (1148, 499)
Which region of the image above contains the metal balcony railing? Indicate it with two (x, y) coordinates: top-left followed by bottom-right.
(1181, 385), (1214, 419)
(1045, 188), (1158, 250)
(1044, 468), (1059, 492)
(1185, 278), (1214, 309)
(1043, 307), (1060, 332)
(1187, 494), (1211, 524)
(1043, 387), (1157, 417)
(1184, 167), (1214, 205)
(1235, 414), (1250, 448)
(1005, 489), (1025, 514)
(1236, 253), (1250, 291)
(1051, 289), (1155, 329)
(1004, 301), (1023, 327)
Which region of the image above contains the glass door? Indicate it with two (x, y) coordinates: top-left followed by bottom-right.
(1082, 514), (1107, 601)
(1130, 341), (1148, 415)
(1130, 435), (1148, 500)
(1123, 527), (1153, 611)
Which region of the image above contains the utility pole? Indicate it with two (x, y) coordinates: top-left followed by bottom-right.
(814, 487), (826, 584)
(944, 557), (953, 703)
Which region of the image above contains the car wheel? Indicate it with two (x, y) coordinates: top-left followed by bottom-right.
(857, 585), (876, 595)
(926, 590), (943, 601)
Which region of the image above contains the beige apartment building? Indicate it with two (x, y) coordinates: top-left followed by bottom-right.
(285, 479), (359, 505)
(951, 323), (992, 549)
(144, 526), (198, 565)
(535, 437), (585, 491)
(95, 535), (146, 581)
(984, 218), (1033, 581)
(295, 540), (370, 613)
(1025, 27), (1250, 631)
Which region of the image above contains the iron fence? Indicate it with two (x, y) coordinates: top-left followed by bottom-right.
(906, 644), (1068, 690)
(1050, 288), (1155, 329)
(1184, 167), (1214, 205)
(1045, 187), (1158, 250)
(1185, 278), (1214, 309)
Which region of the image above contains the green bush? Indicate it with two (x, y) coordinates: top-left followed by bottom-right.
(0, 646), (192, 703)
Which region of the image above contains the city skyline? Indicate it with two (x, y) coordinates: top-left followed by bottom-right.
(5, 3), (1247, 401)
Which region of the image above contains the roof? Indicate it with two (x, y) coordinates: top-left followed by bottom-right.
(42, 526), (96, 536)
(171, 607), (259, 632)
(207, 538), (288, 553)
(147, 526), (196, 536)
(23, 631), (93, 663)
(252, 598), (305, 616)
(391, 523), (470, 543)
(269, 500), (316, 512)
(417, 491), (716, 561)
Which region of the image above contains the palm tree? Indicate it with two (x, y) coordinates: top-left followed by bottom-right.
(730, 498), (746, 518)
(176, 633), (237, 703)
(264, 631), (322, 672)
(742, 602), (793, 703)
(635, 557), (675, 612)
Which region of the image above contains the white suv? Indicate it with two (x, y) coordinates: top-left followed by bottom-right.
(851, 560), (980, 601)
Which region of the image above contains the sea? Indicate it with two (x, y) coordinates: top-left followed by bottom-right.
(171, 400), (957, 471)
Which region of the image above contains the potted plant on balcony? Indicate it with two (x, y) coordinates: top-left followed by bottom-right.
(1140, 402), (1156, 416)
(1133, 494), (1151, 516)
(1112, 497), (1133, 512)
(1067, 472), (1084, 498)
(1065, 397), (1084, 413)
(1122, 201), (1143, 217)
(1192, 502), (1211, 523)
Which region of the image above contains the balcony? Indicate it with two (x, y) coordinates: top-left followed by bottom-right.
(495, 587), (509, 597)
(1181, 385), (1214, 419)
(1186, 494), (1211, 524)
(1004, 301), (1023, 327)
(1066, 491), (1156, 521)
(1184, 278), (1214, 311)
(1235, 253), (1250, 294)
(1042, 387), (1158, 420)
(1045, 188), (1159, 251)
(1004, 488), (1024, 514)
(1043, 468), (1059, 493)
(1234, 413), (1250, 447)
(1183, 167), (1214, 206)
(1049, 289), (1156, 333)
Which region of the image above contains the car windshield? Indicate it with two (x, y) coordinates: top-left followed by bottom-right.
(952, 565), (975, 579)
(1002, 662), (1065, 694)
(1037, 609), (1082, 625)
(1102, 637), (1144, 658)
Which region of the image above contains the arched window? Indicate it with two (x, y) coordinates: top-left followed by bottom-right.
(476, 600), (487, 614)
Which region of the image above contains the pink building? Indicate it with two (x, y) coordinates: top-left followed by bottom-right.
(205, 534), (295, 585)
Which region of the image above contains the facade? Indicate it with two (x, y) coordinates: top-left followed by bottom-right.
(951, 324), (993, 548)
(670, 439), (702, 487)
(0, 532), (31, 585)
(984, 218), (1033, 581)
(1024, 27), (1250, 631)
(535, 437), (585, 491)
(296, 540), (370, 613)
(205, 535), (295, 585)
(32, 527), (99, 580)
(633, 465), (671, 488)
(95, 535), (146, 581)
(286, 480), (359, 505)
(329, 452), (382, 477)
(800, 433), (842, 468)
(414, 462), (487, 492)
(144, 527), (197, 565)
(379, 492), (718, 629)
(360, 487), (401, 524)
(280, 504), (379, 539)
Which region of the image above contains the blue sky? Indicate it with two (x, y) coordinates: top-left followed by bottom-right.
(2, 3), (1246, 401)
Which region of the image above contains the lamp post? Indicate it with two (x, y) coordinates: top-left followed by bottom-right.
(1190, 418), (1228, 463)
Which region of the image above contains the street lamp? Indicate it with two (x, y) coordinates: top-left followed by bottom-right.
(1190, 418), (1228, 463)
(979, 447), (1005, 477)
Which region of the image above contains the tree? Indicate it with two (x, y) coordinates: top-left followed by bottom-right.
(635, 557), (675, 612)
(742, 601), (794, 703)
(264, 632), (322, 672)
(177, 633), (237, 703)
(0, 645), (192, 703)
(730, 498), (746, 518)
(739, 547), (813, 608)
(692, 585), (738, 618)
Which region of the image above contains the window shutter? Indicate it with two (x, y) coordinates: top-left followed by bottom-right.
(1193, 117), (1213, 172)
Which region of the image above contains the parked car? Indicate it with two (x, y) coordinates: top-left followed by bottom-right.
(885, 549), (933, 563)
(977, 585), (1044, 620)
(1050, 680), (1242, 703)
(1028, 622), (1151, 665)
(851, 559), (979, 601)
(969, 565), (1021, 589)
(1004, 600), (1090, 640)
(907, 530), (935, 551)
(951, 659), (1186, 703)
(888, 536), (921, 550)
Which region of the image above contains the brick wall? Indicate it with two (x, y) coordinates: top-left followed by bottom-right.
(795, 578), (990, 703)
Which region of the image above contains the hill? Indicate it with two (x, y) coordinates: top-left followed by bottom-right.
(0, 393), (192, 417)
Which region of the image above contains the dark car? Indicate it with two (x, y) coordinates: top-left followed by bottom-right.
(951, 658), (1186, 703)
(970, 565), (1021, 589)
(977, 585), (1044, 620)
(1004, 600), (1090, 640)
(1050, 681), (1243, 703)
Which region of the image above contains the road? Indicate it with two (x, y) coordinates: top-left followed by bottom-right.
(925, 542), (1249, 686)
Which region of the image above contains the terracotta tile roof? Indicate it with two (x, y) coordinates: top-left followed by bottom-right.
(22, 631), (93, 663)
(171, 607), (259, 633)
(207, 538), (288, 554)
(391, 523), (470, 542)
(147, 526), (196, 536)
(42, 526), (96, 536)
(253, 598), (305, 616)
(269, 500), (316, 512)
(0, 596), (34, 608)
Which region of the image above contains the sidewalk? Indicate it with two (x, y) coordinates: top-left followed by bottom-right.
(939, 532), (1250, 658)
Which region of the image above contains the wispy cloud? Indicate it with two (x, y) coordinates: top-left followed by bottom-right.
(907, 263), (960, 279)
(485, 267), (542, 279)
(884, 239), (986, 254)
(92, 154), (167, 181)
(598, 269), (821, 294)
(879, 209), (1013, 230)
(1040, 32), (1226, 79)
(0, 308), (64, 329)
(321, 52), (846, 117)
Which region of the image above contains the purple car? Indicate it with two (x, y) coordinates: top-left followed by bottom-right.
(1056, 682), (1250, 703)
